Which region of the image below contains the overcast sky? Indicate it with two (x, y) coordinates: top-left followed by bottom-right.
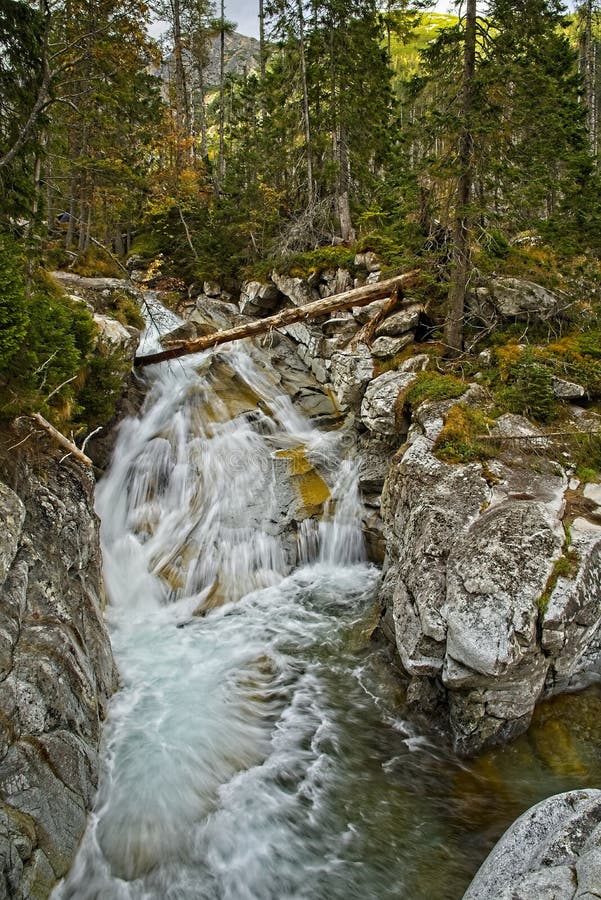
(150, 1), (459, 40)
(225, 1), (460, 36)
(226, 0), (260, 36)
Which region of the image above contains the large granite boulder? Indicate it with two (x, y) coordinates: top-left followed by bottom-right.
(0, 456), (117, 899)
(93, 313), (139, 365)
(463, 790), (601, 900)
(330, 342), (374, 410)
(380, 394), (601, 755)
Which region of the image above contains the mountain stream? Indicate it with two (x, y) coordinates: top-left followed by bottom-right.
(53, 297), (601, 900)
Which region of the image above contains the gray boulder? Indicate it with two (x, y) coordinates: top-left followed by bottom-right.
(371, 333), (415, 360)
(375, 304), (423, 338)
(360, 371), (416, 436)
(552, 377), (586, 401)
(93, 313), (139, 365)
(271, 272), (320, 307)
(473, 277), (564, 324)
(463, 790), (601, 900)
(239, 281), (282, 316)
(354, 251), (381, 273)
(330, 342), (374, 410)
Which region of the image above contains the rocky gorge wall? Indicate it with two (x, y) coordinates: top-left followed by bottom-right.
(0, 272), (141, 899)
(0, 451), (117, 899)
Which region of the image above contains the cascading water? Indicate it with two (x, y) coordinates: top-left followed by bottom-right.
(53, 295), (601, 900)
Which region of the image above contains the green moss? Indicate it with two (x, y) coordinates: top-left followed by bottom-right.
(70, 247), (124, 279)
(433, 404), (494, 464)
(538, 543), (580, 613)
(129, 232), (162, 259)
(111, 293), (145, 330)
(245, 245), (356, 282)
(403, 371), (467, 408)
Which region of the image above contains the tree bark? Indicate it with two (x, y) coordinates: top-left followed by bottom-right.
(135, 270), (421, 367)
(444, 0), (477, 357)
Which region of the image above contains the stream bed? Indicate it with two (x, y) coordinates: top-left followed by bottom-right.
(53, 302), (601, 900)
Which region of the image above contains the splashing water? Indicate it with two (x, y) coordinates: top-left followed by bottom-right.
(53, 300), (601, 900)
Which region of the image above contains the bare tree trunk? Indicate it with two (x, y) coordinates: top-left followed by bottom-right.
(172, 0), (190, 171)
(218, 0), (226, 183)
(582, 0), (599, 160)
(197, 60), (208, 159)
(298, 0), (314, 205)
(337, 123), (355, 243)
(259, 0), (266, 81)
(444, 0), (477, 357)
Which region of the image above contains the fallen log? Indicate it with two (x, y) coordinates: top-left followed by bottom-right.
(134, 270), (421, 368)
(31, 413), (93, 466)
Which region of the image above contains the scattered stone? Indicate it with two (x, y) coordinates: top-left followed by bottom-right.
(584, 484), (601, 505)
(330, 343), (374, 410)
(354, 251), (380, 273)
(375, 304), (423, 338)
(239, 281), (282, 316)
(93, 314), (139, 364)
(203, 280), (221, 298)
(399, 353), (430, 374)
(192, 297), (239, 331)
(271, 272), (320, 307)
(322, 317), (360, 342)
(552, 377), (586, 401)
(472, 277), (564, 324)
(371, 333), (415, 359)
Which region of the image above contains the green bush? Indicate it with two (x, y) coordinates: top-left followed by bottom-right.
(495, 349), (558, 423)
(75, 352), (130, 428)
(0, 238), (128, 430)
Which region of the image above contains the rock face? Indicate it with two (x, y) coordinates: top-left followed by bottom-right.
(463, 790), (601, 900)
(0, 455), (116, 899)
(379, 395), (601, 755)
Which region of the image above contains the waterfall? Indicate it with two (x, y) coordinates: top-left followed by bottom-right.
(52, 299), (379, 899)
